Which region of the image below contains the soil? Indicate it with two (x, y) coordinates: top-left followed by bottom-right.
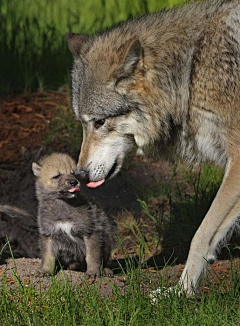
(1, 258), (239, 297)
(0, 91), (239, 296)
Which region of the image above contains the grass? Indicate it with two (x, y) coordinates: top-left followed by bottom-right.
(44, 103), (83, 154)
(2, 0), (239, 323)
(120, 163), (224, 264)
(1, 258), (240, 325)
(109, 161), (225, 265)
(1, 161), (240, 325)
(0, 0), (187, 93)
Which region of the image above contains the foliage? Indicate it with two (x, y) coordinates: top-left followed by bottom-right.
(0, 0), (187, 93)
(138, 163), (224, 263)
(44, 103), (83, 154)
(0, 259), (240, 325)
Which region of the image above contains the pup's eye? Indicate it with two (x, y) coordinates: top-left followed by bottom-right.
(94, 119), (105, 129)
(52, 174), (61, 179)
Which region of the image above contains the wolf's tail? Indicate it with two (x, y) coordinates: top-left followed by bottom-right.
(0, 204), (32, 219)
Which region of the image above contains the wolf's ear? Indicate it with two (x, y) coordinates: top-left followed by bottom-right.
(32, 162), (41, 177)
(118, 39), (143, 78)
(66, 32), (90, 57)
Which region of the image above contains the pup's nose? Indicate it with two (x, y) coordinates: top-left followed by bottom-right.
(70, 179), (78, 186)
(75, 167), (89, 181)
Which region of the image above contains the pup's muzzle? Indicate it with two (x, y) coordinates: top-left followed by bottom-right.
(69, 179), (78, 187)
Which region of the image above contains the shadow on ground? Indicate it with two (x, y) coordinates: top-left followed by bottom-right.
(1, 91), (239, 273)
(0, 148), (171, 263)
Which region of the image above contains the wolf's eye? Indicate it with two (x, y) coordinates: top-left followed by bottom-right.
(52, 174), (61, 179)
(94, 119), (105, 129)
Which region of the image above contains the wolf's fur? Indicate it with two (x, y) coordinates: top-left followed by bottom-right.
(33, 153), (113, 277)
(66, 0), (240, 295)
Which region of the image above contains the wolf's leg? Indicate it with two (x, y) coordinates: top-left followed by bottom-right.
(40, 236), (55, 275)
(207, 196), (240, 263)
(178, 156), (240, 296)
(83, 234), (102, 278)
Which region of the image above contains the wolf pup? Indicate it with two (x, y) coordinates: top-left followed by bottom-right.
(66, 0), (240, 295)
(32, 153), (113, 278)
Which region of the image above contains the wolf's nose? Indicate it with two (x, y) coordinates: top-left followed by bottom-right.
(70, 179), (78, 186)
(75, 167), (89, 181)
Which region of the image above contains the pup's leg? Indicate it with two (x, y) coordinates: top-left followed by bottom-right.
(178, 156), (240, 296)
(102, 237), (113, 277)
(40, 236), (55, 275)
(83, 234), (103, 278)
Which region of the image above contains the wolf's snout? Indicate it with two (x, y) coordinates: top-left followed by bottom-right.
(75, 167), (89, 181)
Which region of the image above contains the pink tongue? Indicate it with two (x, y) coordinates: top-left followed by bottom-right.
(68, 187), (80, 193)
(86, 179), (105, 188)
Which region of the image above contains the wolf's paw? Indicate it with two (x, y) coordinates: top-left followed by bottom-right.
(207, 254), (216, 265)
(150, 286), (183, 304)
(103, 267), (114, 277)
(150, 284), (199, 303)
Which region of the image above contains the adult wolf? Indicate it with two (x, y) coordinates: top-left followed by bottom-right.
(66, 0), (240, 296)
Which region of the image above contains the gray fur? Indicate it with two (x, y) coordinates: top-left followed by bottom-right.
(67, 0), (240, 181)
(34, 153), (113, 277)
(66, 0), (240, 295)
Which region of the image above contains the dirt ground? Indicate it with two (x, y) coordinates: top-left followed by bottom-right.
(0, 91), (239, 295)
(1, 257), (239, 297)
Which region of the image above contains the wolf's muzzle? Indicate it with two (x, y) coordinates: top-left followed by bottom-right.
(75, 167), (89, 181)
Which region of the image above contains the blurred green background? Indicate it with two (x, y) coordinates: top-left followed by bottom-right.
(0, 0), (187, 94)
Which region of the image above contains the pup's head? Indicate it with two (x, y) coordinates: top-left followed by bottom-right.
(66, 31), (159, 188)
(32, 153), (80, 199)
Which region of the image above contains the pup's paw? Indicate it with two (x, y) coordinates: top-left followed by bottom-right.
(103, 267), (114, 277)
(36, 268), (52, 278)
(85, 270), (100, 279)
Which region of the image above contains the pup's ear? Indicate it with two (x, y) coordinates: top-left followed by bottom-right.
(66, 32), (90, 57)
(32, 162), (41, 177)
(116, 39), (143, 79)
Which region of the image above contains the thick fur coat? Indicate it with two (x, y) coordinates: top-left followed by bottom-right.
(66, 0), (240, 295)
(33, 153), (113, 277)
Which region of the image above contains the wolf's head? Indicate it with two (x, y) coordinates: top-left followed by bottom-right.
(32, 153), (80, 199)
(66, 31), (164, 188)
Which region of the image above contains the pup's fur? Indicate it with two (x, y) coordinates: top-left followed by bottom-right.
(32, 153), (113, 277)
(66, 0), (240, 295)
